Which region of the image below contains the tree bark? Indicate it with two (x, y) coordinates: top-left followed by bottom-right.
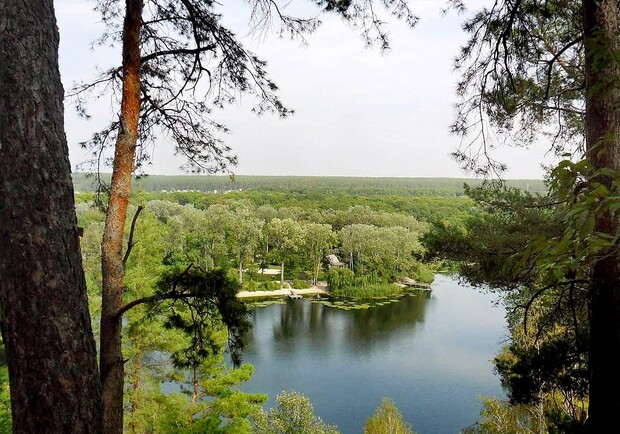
(191, 365), (199, 405)
(583, 0), (620, 431)
(239, 258), (244, 284)
(100, 0), (143, 432)
(281, 260), (285, 289)
(0, 0), (102, 431)
(189, 364), (199, 425)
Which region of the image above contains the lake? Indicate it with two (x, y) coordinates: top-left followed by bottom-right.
(241, 274), (507, 434)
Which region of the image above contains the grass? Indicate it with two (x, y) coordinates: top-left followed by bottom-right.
(331, 283), (406, 299)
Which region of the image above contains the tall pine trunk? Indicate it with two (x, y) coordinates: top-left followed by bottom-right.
(0, 0), (102, 431)
(100, 0), (143, 432)
(583, 0), (620, 430)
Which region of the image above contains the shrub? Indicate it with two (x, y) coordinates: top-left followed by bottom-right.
(244, 280), (259, 292)
(226, 267), (240, 287)
(292, 279), (312, 289)
(259, 281), (281, 291)
(364, 398), (414, 434)
(413, 265), (434, 284)
(327, 268), (355, 291)
(252, 390), (340, 434)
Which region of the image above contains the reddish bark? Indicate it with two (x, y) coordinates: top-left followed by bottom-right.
(100, 0), (144, 432)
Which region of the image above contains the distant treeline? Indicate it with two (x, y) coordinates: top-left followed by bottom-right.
(72, 173), (547, 197)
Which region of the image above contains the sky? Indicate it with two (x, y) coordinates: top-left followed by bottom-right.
(55, 0), (552, 179)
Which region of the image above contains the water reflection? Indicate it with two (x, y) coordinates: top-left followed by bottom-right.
(245, 292), (434, 355)
(343, 292), (433, 342)
(241, 275), (506, 434)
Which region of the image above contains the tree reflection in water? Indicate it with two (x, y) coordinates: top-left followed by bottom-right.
(244, 291), (434, 356)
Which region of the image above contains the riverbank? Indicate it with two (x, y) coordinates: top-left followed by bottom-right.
(237, 284), (329, 299)
(237, 280), (431, 300)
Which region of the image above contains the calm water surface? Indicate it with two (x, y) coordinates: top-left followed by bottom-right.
(241, 274), (507, 434)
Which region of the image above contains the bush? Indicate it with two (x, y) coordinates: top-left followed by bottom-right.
(292, 279), (312, 289)
(226, 267), (240, 287)
(327, 268), (355, 291)
(413, 265), (435, 284)
(244, 280), (259, 292)
(259, 281), (281, 291)
(252, 390), (340, 434)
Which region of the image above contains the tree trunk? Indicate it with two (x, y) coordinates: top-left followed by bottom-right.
(239, 258), (243, 285)
(189, 364), (199, 425)
(191, 365), (199, 405)
(281, 261), (285, 289)
(0, 0), (102, 431)
(583, 0), (620, 431)
(100, 0), (143, 433)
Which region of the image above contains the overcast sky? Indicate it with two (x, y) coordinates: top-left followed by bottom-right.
(55, 0), (552, 179)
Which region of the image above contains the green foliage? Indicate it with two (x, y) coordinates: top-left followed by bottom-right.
(326, 268), (355, 292)
(292, 279), (312, 289)
(124, 359), (265, 434)
(133, 391), (194, 433)
(303, 223), (336, 283)
(75, 203), (106, 328)
(251, 390), (340, 434)
(412, 266), (434, 284)
(244, 280), (260, 291)
(76, 183), (479, 224)
(72, 174), (547, 198)
(339, 224), (426, 281)
(259, 281), (282, 291)
(70, 189), (465, 432)
(544, 159), (620, 279)
(179, 352), (267, 434)
(462, 397), (546, 434)
(332, 283), (405, 299)
(76, 187), (468, 303)
(364, 398), (414, 434)
(0, 361), (11, 432)
(432, 182), (590, 430)
(494, 340), (588, 407)
(328, 267), (420, 299)
(155, 267), (250, 367)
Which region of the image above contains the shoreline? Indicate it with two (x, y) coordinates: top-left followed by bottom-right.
(237, 285), (329, 299)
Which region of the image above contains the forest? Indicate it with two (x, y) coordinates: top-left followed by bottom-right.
(71, 174), (547, 197)
(2, 0), (620, 433)
(2, 179), (470, 432)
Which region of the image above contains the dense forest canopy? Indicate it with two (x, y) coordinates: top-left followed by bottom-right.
(72, 173), (548, 196)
